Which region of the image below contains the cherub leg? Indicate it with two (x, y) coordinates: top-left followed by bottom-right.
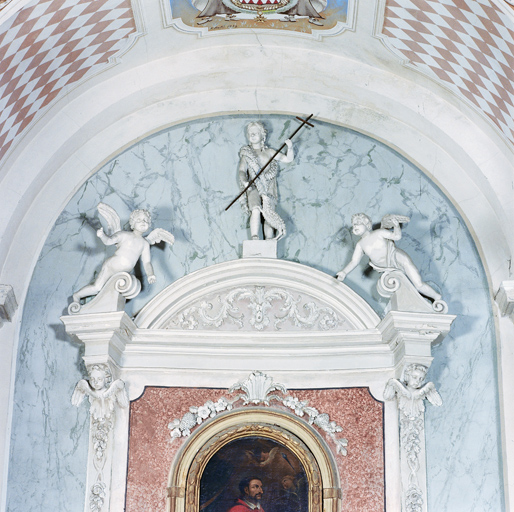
(395, 251), (442, 301)
(72, 264), (114, 302)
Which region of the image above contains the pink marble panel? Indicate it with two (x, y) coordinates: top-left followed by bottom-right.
(125, 387), (384, 512)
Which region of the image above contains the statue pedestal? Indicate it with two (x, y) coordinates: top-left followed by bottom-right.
(242, 239), (277, 258)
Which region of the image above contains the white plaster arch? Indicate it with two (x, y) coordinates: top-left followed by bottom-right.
(134, 258), (380, 330)
(2, 0), (514, 506)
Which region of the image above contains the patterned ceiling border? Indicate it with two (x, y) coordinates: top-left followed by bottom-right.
(0, 0), (141, 162)
(379, 0), (514, 145)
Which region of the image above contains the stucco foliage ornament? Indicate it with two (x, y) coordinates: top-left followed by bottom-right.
(168, 371), (348, 456)
(384, 364), (442, 512)
(90, 481), (106, 512)
(168, 286), (340, 331)
(72, 364), (129, 511)
(336, 213), (447, 311)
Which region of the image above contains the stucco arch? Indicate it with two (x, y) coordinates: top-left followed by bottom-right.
(1, 0), (514, 508)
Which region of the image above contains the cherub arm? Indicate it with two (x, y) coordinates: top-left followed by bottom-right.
(238, 153), (250, 188)
(97, 228), (121, 246)
(378, 220), (402, 242)
(71, 379), (91, 406)
(336, 242), (364, 281)
(140, 243), (156, 284)
(274, 139), (294, 164)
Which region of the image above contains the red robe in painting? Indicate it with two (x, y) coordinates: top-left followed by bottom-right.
(228, 499), (265, 512)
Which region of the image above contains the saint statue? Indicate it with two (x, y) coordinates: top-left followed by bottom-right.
(238, 122), (294, 241)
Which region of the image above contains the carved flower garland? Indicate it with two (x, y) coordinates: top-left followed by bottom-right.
(168, 371), (348, 456)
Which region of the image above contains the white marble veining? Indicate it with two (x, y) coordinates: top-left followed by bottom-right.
(7, 116), (501, 511)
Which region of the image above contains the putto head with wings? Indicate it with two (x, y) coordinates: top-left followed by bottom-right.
(71, 364), (129, 421)
(72, 202), (175, 304)
(384, 363), (442, 420)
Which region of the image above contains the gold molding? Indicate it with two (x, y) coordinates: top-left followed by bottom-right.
(168, 408), (341, 512)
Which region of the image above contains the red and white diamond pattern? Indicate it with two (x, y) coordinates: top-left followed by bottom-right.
(0, 0), (136, 160)
(383, 0), (514, 144)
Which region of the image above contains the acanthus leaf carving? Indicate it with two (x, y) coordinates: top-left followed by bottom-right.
(166, 286), (341, 331)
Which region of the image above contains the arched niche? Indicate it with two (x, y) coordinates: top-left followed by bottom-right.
(167, 409), (340, 512)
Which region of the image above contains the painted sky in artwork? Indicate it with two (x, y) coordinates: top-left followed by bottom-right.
(171, 0), (348, 34)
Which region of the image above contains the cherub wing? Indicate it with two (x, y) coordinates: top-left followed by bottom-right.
(97, 202), (121, 235)
(145, 228), (175, 246)
(421, 382), (443, 407)
(384, 378), (408, 401)
(71, 379), (91, 406)
(380, 214), (411, 229)
(104, 379), (129, 408)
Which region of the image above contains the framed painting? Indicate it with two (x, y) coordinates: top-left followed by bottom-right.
(200, 436), (308, 512)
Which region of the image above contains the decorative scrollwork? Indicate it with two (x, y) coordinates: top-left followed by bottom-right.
(166, 286), (341, 331)
(114, 272), (141, 299)
(432, 299), (448, 314)
(68, 301), (82, 315)
(377, 271), (402, 298)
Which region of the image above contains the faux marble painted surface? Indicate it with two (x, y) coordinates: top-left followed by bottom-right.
(126, 387), (384, 512)
(7, 115), (502, 511)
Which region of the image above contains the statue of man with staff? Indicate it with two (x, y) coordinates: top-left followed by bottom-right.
(238, 122), (294, 241)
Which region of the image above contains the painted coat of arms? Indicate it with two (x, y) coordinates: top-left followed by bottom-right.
(171, 0), (349, 33)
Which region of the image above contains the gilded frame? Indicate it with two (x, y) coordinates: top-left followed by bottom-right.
(167, 409), (341, 512)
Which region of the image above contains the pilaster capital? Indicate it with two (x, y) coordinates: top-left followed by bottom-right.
(61, 311), (137, 368)
(378, 310), (455, 370)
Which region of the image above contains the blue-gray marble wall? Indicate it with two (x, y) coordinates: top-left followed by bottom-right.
(7, 115), (502, 511)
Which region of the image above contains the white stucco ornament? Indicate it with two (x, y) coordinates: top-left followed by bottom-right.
(168, 370), (348, 455)
(337, 213), (444, 305)
(72, 364), (129, 512)
(72, 364), (129, 421)
(71, 202), (174, 306)
(384, 364), (442, 512)
(238, 122), (294, 241)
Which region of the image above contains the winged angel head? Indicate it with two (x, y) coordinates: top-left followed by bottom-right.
(384, 363), (442, 419)
(71, 364), (129, 420)
(72, 202), (175, 304)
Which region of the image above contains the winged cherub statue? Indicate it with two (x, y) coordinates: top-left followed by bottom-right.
(72, 203), (175, 303)
(336, 213), (441, 301)
(383, 363), (442, 419)
(71, 364), (129, 421)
